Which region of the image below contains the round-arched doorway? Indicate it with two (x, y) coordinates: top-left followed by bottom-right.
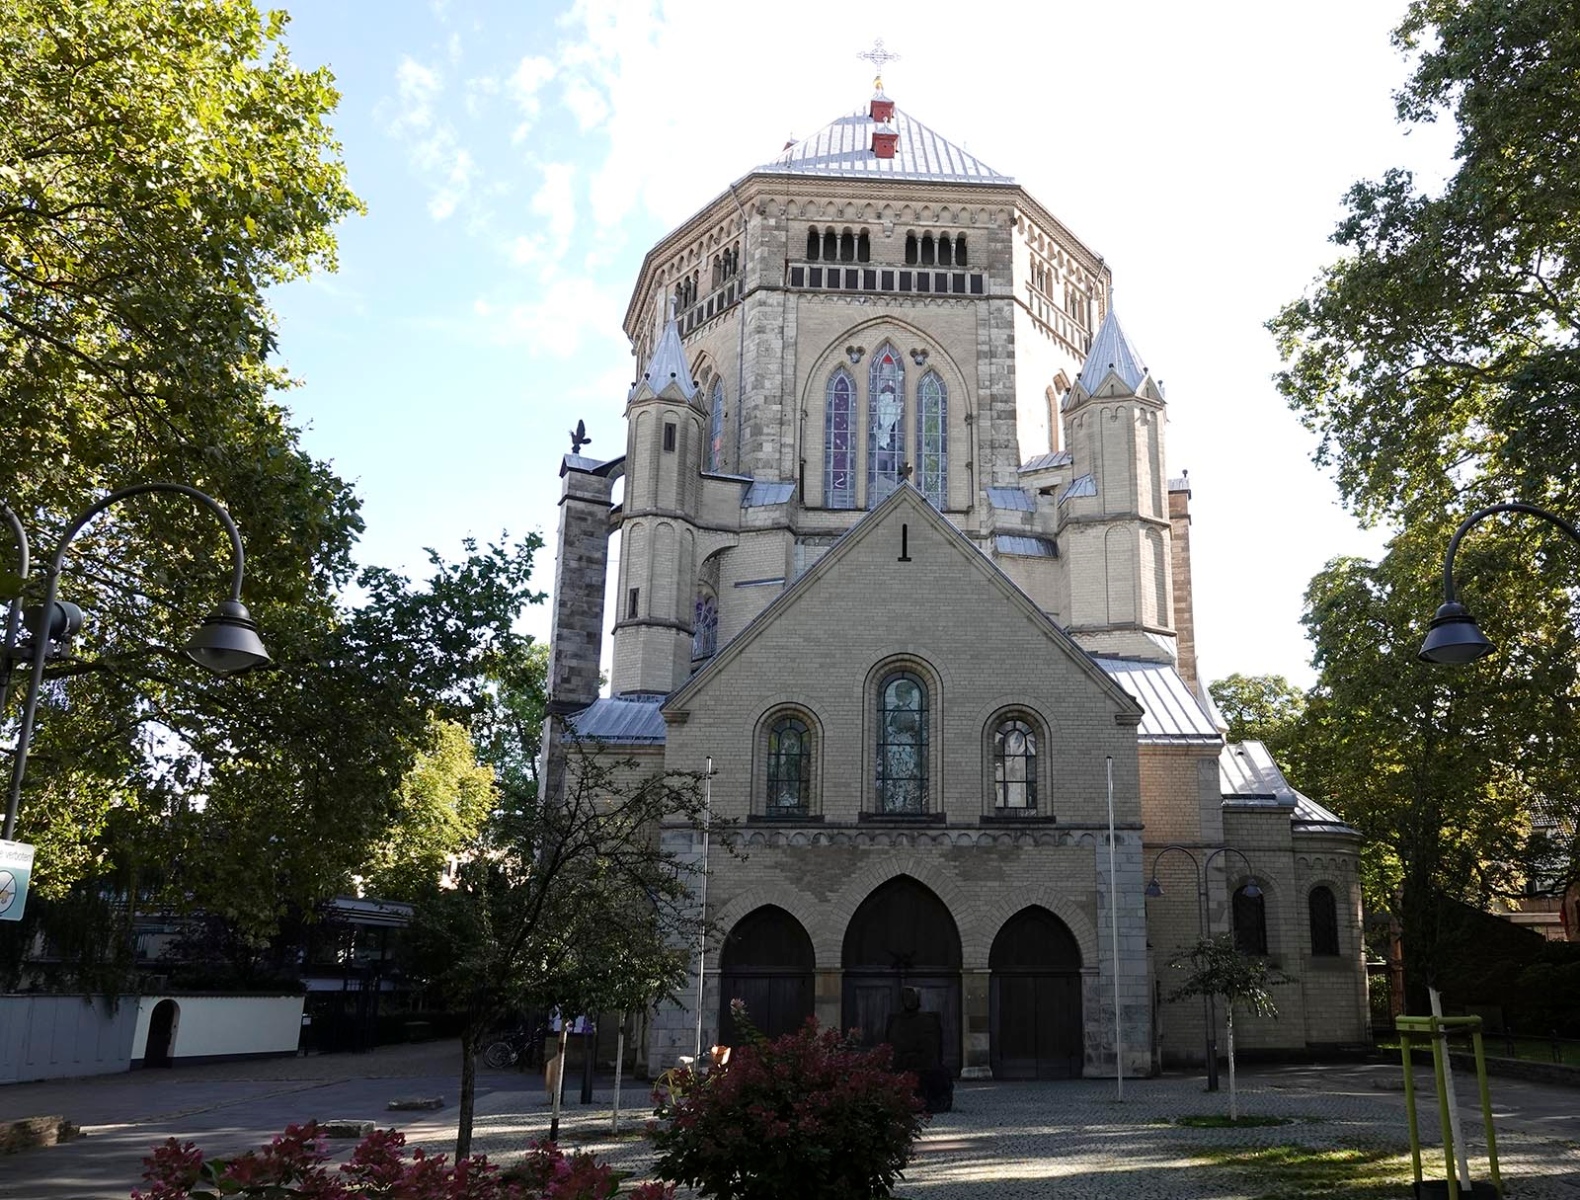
(841, 876), (962, 1074)
(989, 906), (1083, 1079)
(719, 905), (815, 1045)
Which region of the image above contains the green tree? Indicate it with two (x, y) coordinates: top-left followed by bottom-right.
(1170, 934), (1290, 1120)
(1268, 0), (1580, 527)
(1294, 521), (1580, 1004)
(1207, 673), (1307, 781)
(405, 733), (712, 1160)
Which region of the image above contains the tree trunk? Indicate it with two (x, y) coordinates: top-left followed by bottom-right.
(456, 1026), (478, 1161)
(1226, 1008), (1238, 1122)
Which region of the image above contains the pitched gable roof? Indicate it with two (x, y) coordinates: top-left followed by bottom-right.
(662, 484), (1142, 720)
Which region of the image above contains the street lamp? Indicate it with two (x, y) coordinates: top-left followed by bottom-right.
(1144, 843), (1263, 1092)
(1420, 501), (1580, 665)
(1, 483), (270, 841)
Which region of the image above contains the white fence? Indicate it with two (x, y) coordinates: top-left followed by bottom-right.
(0, 995), (138, 1083)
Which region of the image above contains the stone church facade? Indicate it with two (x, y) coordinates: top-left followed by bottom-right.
(543, 83), (1368, 1079)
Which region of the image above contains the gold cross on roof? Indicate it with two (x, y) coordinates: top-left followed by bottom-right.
(857, 38), (900, 91)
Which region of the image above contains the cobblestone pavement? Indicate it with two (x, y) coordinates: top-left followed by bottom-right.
(2, 1042), (1578, 1199)
(423, 1067), (1580, 1199)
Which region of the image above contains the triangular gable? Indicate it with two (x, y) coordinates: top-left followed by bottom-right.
(663, 484), (1143, 720)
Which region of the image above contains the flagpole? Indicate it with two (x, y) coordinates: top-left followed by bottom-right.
(1107, 755), (1123, 1101)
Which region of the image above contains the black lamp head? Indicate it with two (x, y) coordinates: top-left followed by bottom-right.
(184, 599), (271, 674)
(1419, 601), (1495, 665)
(1241, 878), (1263, 900)
(1144, 877), (1163, 898)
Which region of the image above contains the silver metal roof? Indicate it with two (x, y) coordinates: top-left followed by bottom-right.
(995, 534), (1057, 558)
(1094, 658), (1220, 744)
(1075, 309), (1147, 395)
(755, 106), (1011, 184)
(1060, 474), (1097, 502)
(562, 454), (604, 473)
(1168, 475), (1191, 493)
(1292, 791), (1360, 837)
(567, 696), (668, 745)
(986, 487), (1036, 511)
(1019, 450), (1073, 473)
(1220, 741), (1296, 801)
(630, 309), (697, 402)
(742, 480), (796, 507)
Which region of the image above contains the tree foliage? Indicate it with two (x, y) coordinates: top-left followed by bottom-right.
(1269, 0), (1580, 527)
(404, 733), (713, 1159)
(0, 1), (555, 990)
(1207, 673), (1307, 780)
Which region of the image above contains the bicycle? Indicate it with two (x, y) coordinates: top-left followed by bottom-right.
(482, 1026), (542, 1070)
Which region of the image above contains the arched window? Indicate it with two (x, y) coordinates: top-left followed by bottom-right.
(824, 368), (856, 509)
(921, 233), (935, 265)
(939, 234), (953, 266)
(876, 671), (928, 814)
(839, 230), (855, 262)
(1309, 885), (1340, 956)
(766, 716), (811, 814)
(915, 370), (947, 507)
(857, 230), (871, 262)
(692, 591), (718, 660)
(904, 233), (918, 265)
(1233, 886), (1268, 956)
(993, 718), (1037, 810)
(867, 344), (904, 506)
(955, 235), (967, 266)
(807, 228), (820, 260)
(823, 229), (837, 261)
(708, 381), (725, 471)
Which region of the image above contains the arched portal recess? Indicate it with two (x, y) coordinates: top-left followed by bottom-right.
(719, 905), (815, 1045)
(841, 876), (962, 1073)
(989, 906), (1083, 1079)
(145, 999), (180, 1068)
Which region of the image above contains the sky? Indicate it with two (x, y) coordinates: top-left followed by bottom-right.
(268, 0), (1458, 689)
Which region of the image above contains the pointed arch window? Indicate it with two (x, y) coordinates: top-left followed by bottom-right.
(824, 368), (856, 509)
(916, 370), (947, 507)
(993, 718), (1037, 809)
(876, 671), (928, 814)
(708, 381), (725, 472)
(1309, 885), (1339, 956)
(692, 590), (718, 660)
(1233, 885), (1268, 956)
(766, 716), (811, 815)
(867, 345), (904, 507)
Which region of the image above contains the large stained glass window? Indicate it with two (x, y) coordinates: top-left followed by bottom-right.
(867, 344), (904, 507)
(916, 370), (947, 507)
(875, 671), (928, 813)
(766, 716), (811, 814)
(993, 718), (1037, 809)
(824, 368), (855, 508)
(708, 381), (725, 471)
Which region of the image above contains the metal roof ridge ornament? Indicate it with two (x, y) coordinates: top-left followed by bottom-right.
(857, 38), (901, 96)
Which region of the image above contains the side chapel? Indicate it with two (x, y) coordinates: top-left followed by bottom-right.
(542, 71), (1369, 1079)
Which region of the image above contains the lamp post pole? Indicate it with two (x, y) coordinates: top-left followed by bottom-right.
(1420, 501), (1580, 664)
(1145, 843), (1263, 1093)
(2, 483), (271, 842)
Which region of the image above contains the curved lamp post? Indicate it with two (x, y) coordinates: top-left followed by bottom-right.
(1143, 844), (1262, 1091)
(1420, 502), (1580, 665)
(1, 483), (270, 841)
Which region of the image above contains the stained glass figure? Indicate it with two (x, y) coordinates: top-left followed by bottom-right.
(825, 368), (856, 508)
(692, 591), (718, 660)
(876, 671), (927, 813)
(993, 718), (1037, 809)
(767, 716), (811, 813)
(868, 344), (904, 506)
(916, 370), (947, 507)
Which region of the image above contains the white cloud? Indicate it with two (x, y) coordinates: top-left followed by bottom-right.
(381, 56), (478, 223)
(508, 55), (557, 142)
(468, 277), (626, 359)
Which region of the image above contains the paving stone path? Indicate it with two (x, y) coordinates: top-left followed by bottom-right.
(2, 1044), (1577, 1198)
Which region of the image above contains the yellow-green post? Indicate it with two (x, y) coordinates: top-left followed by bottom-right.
(1430, 1017), (1459, 1200)
(1472, 1030), (1502, 1197)
(1401, 1030), (1424, 1185)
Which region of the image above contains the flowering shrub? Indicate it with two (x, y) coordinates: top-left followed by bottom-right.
(649, 1007), (927, 1200)
(131, 1123), (674, 1200)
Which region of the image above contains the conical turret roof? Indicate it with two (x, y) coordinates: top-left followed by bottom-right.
(756, 104), (1010, 184)
(1076, 309), (1148, 394)
(630, 303), (698, 401)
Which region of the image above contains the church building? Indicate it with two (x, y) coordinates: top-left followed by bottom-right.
(543, 74), (1369, 1079)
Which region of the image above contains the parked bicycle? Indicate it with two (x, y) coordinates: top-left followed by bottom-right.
(482, 1025), (543, 1070)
